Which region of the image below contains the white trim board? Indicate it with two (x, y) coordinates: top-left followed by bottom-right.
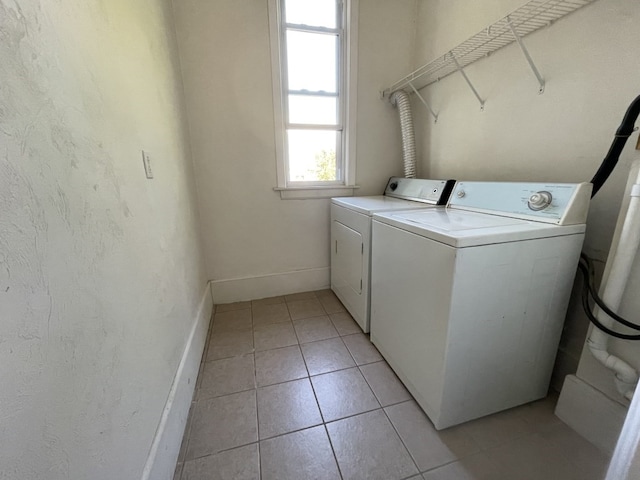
(141, 284), (214, 480)
(210, 267), (330, 303)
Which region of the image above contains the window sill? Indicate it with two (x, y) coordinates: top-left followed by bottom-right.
(274, 185), (360, 200)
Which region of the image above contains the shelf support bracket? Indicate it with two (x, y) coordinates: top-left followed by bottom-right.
(507, 17), (545, 94)
(408, 83), (438, 123)
(452, 55), (485, 110)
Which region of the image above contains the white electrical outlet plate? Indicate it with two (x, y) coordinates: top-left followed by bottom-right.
(142, 150), (153, 179)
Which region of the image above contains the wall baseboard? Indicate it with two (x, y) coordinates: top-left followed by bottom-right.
(210, 267), (330, 304)
(555, 374), (627, 455)
(141, 285), (213, 480)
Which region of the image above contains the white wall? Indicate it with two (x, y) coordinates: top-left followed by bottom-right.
(411, 0), (640, 448)
(0, 1), (208, 479)
(173, 0), (417, 303)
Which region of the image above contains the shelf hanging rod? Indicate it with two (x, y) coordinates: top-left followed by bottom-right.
(451, 55), (485, 110)
(507, 16), (545, 93)
(408, 83), (438, 123)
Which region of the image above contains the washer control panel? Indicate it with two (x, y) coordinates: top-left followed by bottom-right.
(384, 177), (456, 205)
(449, 182), (592, 225)
(527, 191), (553, 211)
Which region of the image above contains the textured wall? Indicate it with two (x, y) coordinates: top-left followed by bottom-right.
(0, 0), (207, 478)
(412, 0), (640, 398)
(173, 0), (417, 301)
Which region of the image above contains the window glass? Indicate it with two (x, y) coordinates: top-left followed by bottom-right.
(288, 95), (337, 125)
(287, 130), (338, 182)
(286, 31), (337, 92)
(284, 0), (337, 28)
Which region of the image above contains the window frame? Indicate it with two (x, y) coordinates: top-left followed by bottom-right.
(269, 0), (359, 199)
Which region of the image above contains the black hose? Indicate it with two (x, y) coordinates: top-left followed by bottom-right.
(579, 255), (640, 331)
(577, 259), (640, 340)
(590, 94), (640, 198)
(579, 96), (640, 339)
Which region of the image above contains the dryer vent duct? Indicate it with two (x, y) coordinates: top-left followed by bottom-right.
(390, 90), (417, 178)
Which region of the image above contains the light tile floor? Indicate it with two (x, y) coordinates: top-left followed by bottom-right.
(174, 290), (611, 480)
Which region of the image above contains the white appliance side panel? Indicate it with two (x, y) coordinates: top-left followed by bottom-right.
(438, 233), (585, 429)
(370, 221), (456, 422)
(331, 204), (369, 331)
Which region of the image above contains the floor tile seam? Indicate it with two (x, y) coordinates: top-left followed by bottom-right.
(202, 350), (255, 365)
(252, 317), (295, 332)
(299, 333), (348, 349)
(356, 362), (406, 409)
(300, 335), (360, 374)
(288, 323), (316, 380)
(195, 386), (259, 405)
(322, 403), (383, 425)
(256, 372), (311, 390)
(351, 356), (383, 368)
(304, 352), (328, 425)
(252, 387), (262, 473)
(340, 334), (372, 366)
(292, 313), (333, 324)
(203, 350), (257, 363)
(199, 352), (259, 408)
(320, 405), (389, 428)
(290, 310), (331, 322)
(379, 400), (424, 476)
(416, 451), (481, 475)
(327, 318), (363, 337)
(309, 363), (362, 379)
(257, 433), (263, 480)
(185, 440), (261, 463)
(251, 302), (291, 324)
(258, 418), (326, 442)
(399, 473), (424, 480)
(322, 423), (345, 480)
(297, 332), (341, 346)
(309, 364), (383, 416)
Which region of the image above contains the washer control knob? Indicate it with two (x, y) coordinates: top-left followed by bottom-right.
(456, 190), (466, 198)
(528, 191), (552, 211)
(389, 181), (398, 191)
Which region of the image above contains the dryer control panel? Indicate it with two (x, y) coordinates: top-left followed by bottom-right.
(449, 182), (593, 225)
(384, 177), (456, 205)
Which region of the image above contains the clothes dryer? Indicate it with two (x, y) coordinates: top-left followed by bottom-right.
(370, 181), (592, 429)
(331, 177), (455, 332)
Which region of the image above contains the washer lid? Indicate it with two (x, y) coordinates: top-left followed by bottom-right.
(331, 196), (439, 215)
(373, 209), (586, 247)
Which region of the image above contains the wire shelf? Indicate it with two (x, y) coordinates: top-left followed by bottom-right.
(383, 0), (598, 98)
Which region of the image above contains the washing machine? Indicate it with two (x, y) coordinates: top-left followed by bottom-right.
(370, 181), (592, 429)
(331, 177), (455, 333)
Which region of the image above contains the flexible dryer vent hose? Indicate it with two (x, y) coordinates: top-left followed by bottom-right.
(390, 90), (417, 178)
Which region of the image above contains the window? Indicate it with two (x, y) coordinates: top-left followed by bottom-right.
(269, 0), (358, 198)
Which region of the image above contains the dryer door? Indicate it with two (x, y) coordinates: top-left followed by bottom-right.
(332, 220), (363, 297)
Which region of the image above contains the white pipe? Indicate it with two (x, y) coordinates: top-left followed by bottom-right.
(587, 169), (640, 401)
(390, 90), (417, 178)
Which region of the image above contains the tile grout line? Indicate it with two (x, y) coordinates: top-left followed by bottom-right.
(380, 403), (423, 478)
(323, 422), (345, 480)
(251, 304), (263, 480)
(288, 304), (346, 479)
